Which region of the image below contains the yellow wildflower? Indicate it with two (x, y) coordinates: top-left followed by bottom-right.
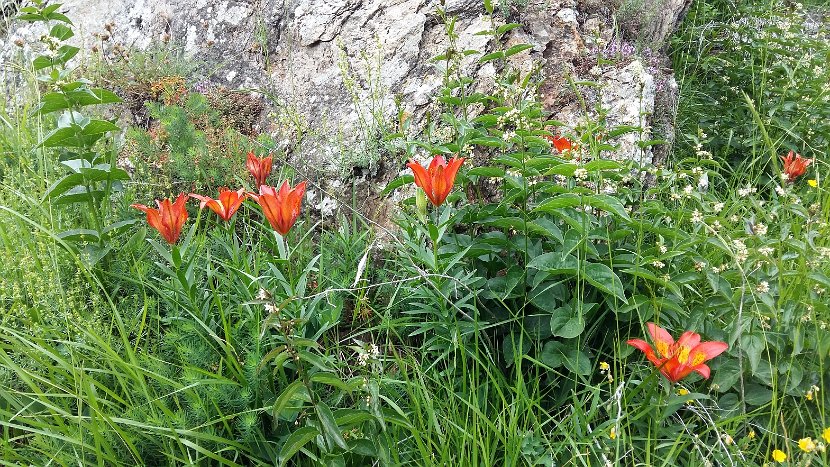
(798, 437), (816, 453)
(807, 179), (817, 188)
(771, 449), (786, 462)
(609, 426), (617, 440)
(824, 427), (830, 444)
(599, 361), (610, 371)
(748, 430), (756, 440)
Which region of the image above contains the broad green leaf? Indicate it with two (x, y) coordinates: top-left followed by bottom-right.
(550, 305), (585, 339)
(583, 262), (626, 303)
(586, 194), (630, 220)
(316, 402), (348, 450)
(43, 173), (85, 200)
(534, 193), (582, 212)
(278, 426), (319, 466)
(380, 175), (413, 196)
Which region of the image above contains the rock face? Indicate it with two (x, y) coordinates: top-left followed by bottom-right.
(1, 0), (691, 218)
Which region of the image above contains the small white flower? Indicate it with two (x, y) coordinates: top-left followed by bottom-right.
(756, 281), (770, 294)
(713, 202), (724, 213)
(574, 168), (588, 180)
(691, 209), (704, 223)
(652, 260), (666, 269)
(256, 288), (270, 300)
(753, 223), (767, 236)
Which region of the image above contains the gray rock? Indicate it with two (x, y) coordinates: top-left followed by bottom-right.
(1, 0), (691, 218)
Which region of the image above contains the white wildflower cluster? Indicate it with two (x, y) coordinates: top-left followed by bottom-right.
(756, 281), (770, 294)
(658, 243), (668, 254)
(713, 202), (725, 213)
(775, 185), (787, 197)
(502, 130), (517, 142)
(691, 209), (704, 224)
(683, 184), (694, 197)
(753, 223), (767, 236)
(712, 263), (729, 274)
(737, 185), (757, 197)
(601, 181), (616, 194)
(256, 288), (270, 300)
(694, 142), (712, 159)
(497, 108), (530, 129)
(574, 168), (588, 180)
(694, 261), (706, 272)
(733, 239), (749, 263)
(652, 260), (665, 269)
(432, 126), (454, 143)
(357, 343), (381, 367)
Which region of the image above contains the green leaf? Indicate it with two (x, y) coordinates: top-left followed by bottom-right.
(496, 23), (522, 35)
(586, 194), (630, 220)
(380, 175), (413, 196)
(504, 43), (533, 57)
(583, 159), (622, 172)
(57, 228), (100, 242)
(273, 380), (307, 420)
(79, 244), (111, 268)
(53, 186), (105, 205)
(467, 167), (505, 177)
(316, 402), (348, 450)
(583, 263), (627, 303)
(39, 127), (79, 147)
(741, 333), (765, 374)
(527, 252), (579, 276)
(544, 163), (578, 177)
(540, 341), (591, 375)
(81, 119), (120, 135)
(49, 23), (74, 41)
(550, 305), (585, 339)
(43, 173), (85, 201)
(36, 92), (72, 114)
(534, 193), (582, 213)
(278, 426), (319, 466)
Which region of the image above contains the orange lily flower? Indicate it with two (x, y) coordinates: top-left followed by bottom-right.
(246, 151), (273, 188)
(250, 181), (307, 236)
(131, 194), (188, 244)
(781, 150), (811, 182)
(407, 155), (465, 207)
(544, 134), (577, 153)
(627, 322), (728, 383)
(189, 188), (247, 222)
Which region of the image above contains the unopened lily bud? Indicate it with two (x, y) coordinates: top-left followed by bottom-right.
(415, 189), (428, 223)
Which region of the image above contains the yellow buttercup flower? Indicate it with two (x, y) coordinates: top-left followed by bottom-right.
(798, 437), (816, 453)
(823, 427), (830, 444)
(807, 179), (817, 188)
(609, 426), (617, 440)
(772, 449), (786, 462)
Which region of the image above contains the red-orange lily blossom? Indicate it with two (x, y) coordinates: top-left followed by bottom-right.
(407, 155), (465, 207)
(627, 323), (728, 383)
(544, 134), (577, 153)
(246, 151), (273, 188)
(250, 181), (307, 236)
(189, 188), (247, 222)
(781, 150), (812, 182)
(131, 194), (188, 244)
